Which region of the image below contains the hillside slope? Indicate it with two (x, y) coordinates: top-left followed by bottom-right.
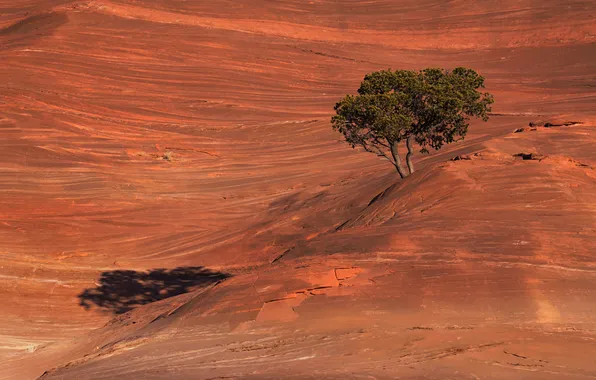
(0, 0), (595, 379)
(13, 123), (594, 380)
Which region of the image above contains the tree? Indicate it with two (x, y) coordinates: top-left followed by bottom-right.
(331, 67), (494, 178)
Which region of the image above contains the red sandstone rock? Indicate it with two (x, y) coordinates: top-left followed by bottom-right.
(0, 1), (595, 379)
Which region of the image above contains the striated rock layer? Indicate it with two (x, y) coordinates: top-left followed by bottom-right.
(0, 0), (595, 379)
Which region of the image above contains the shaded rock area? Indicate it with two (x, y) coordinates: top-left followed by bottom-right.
(78, 267), (230, 314)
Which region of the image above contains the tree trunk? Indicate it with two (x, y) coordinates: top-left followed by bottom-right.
(405, 136), (415, 174)
(390, 141), (409, 179)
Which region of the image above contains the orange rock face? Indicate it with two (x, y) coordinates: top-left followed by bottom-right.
(1, 1), (595, 379)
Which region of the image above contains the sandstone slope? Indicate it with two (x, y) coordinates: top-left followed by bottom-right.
(0, 0), (595, 379)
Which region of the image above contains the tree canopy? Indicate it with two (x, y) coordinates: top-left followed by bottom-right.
(332, 67), (494, 178)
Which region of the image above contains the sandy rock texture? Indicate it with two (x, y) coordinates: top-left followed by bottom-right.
(0, 0), (595, 379)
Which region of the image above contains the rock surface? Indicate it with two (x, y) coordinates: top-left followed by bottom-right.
(0, 0), (595, 379)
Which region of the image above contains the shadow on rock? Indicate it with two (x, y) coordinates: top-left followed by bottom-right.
(78, 266), (230, 314)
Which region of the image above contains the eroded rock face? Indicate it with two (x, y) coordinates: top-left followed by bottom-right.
(1, 0), (595, 379)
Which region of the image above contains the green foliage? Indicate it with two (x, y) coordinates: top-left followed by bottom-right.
(332, 68), (494, 163)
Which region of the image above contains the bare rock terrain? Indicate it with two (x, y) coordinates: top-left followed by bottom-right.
(0, 1), (595, 379)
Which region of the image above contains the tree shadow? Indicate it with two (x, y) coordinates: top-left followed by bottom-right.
(78, 266), (231, 314)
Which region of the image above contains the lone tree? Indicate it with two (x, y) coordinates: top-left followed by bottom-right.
(332, 67), (494, 178)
